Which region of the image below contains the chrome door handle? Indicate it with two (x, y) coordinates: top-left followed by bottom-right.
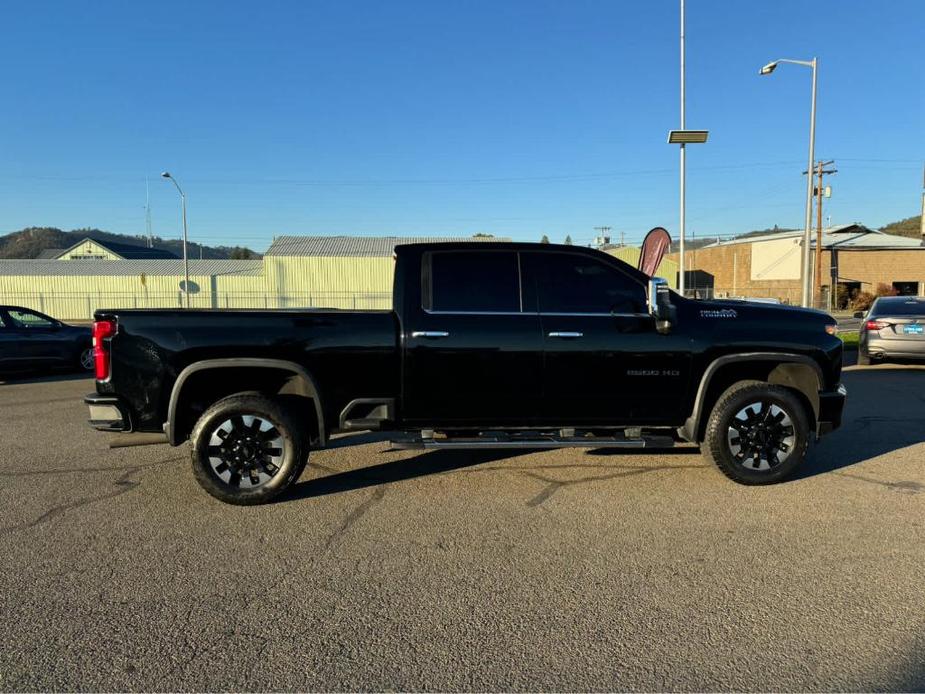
(411, 331), (450, 338)
(548, 331), (583, 338)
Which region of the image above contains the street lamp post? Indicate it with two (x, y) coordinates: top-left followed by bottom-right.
(760, 57), (818, 308)
(161, 171), (190, 308)
(671, 0), (709, 297)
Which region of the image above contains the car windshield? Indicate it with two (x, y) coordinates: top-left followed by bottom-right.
(872, 299), (925, 316)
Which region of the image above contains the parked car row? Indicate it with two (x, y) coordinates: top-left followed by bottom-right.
(0, 305), (93, 375)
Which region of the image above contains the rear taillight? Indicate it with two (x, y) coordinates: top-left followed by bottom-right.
(92, 319), (116, 380)
(865, 319), (890, 332)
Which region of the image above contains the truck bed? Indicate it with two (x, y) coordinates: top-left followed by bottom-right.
(93, 308), (400, 436)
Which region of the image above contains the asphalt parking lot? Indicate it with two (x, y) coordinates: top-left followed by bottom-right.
(1, 362), (924, 691)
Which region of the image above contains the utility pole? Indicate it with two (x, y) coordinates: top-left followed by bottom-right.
(145, 177), (154, 248)
(593, 226), (612, 247)
(620, 230), (625, 247)
(920, 162), (924, 245)
(807, 159), (836, 308)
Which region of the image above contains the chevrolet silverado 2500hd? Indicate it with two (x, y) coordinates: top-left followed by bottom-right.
(86, 242), (846, 504)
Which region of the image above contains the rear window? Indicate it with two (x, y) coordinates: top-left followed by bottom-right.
(872, 299), (925, 316)
(427, 251), (520, 312)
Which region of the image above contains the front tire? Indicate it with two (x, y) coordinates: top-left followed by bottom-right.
(702, 381), (809, 485)
(190, 393), (308, 505)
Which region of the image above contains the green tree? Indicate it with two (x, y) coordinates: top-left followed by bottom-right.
(564, 235), (573, 245)
(540, 234), (550, 244)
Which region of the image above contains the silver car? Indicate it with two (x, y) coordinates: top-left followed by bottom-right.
(857, 296), (925, 365)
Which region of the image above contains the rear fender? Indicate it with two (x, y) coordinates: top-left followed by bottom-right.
(166, 358), (325, 447)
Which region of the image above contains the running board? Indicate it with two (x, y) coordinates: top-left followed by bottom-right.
(389, 435), (675, 451)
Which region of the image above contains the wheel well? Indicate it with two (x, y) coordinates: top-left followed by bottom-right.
(691, 360), (820, 442)
(169, 366), (322, 447)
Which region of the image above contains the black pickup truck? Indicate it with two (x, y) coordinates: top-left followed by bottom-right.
(86, 242), (846, 504)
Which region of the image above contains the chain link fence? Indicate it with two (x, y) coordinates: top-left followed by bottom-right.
(680, 286), (803, 306)
(681, 286), (849, 312)
(4, 291), (393, 321)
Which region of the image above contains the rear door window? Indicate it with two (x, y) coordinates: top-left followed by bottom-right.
(427, 251), (520, 313)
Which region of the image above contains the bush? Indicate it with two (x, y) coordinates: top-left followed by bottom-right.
(875, 283), (898, 297)
(849, 291), (876, 312)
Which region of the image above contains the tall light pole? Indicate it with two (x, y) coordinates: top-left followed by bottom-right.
(670, 0), (708, 296)
(679, 0), (686, 295)
(760, 57), (818, 308)
(161, 171), (190, 308)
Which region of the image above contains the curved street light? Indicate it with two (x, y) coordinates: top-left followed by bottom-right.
(760, 57), (818, 308)
(161, 171), (191, 308)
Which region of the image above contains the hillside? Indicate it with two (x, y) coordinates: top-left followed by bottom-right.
(0, 227), (258, 260)
(879, 215), (922, 238)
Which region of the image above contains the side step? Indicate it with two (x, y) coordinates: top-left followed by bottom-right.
(389, 433), (675, 451)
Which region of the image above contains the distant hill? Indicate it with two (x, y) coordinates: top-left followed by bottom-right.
(0, 227), (259, 260)
(879, 215), (922, 238)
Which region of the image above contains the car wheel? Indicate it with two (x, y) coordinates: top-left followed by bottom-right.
(78, 346), (95, 372)
(702, 381), (809, 485)
(190, 393), (308, 505)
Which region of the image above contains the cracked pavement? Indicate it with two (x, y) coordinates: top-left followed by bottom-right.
(0, 364), (924, 691)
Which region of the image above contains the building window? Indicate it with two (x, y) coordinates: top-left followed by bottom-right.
(892, 281), (919, 296)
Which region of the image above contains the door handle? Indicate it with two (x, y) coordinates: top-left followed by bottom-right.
(548, 331), (583, 338)
(411, 331), (450, 338)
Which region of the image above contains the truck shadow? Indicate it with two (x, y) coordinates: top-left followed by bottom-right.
(280, 448), (529, 502)
(281, 366), (925, 501)
(0, 370), (93, 386)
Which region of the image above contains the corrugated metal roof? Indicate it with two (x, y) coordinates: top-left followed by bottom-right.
(0, 259), (263, 277)
(35, 248), (65, 259)
(706, 224), (924, 250)
(265, 235), (512, 257)
(54, 236), (179, 259)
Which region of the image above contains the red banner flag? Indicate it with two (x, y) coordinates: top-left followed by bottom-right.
(637, 227), (672, 277)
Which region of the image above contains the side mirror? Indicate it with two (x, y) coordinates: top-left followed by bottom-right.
(647, 277), (673, 334)
(852, 311), (865, 319)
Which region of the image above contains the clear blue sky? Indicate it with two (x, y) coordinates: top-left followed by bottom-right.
(0, 0), (921, 251)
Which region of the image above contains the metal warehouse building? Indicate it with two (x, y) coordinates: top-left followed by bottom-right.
(0, 235), (507, 320)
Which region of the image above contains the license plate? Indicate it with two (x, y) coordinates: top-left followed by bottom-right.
(903, 324), (924, 335)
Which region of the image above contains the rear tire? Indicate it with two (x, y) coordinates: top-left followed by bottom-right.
(190, 393), (308, 505)
(701, 381), (809, 485)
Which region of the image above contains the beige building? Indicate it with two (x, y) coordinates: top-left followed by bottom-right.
(0, 235), (508, 319)
(670, 224), (925, 306)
